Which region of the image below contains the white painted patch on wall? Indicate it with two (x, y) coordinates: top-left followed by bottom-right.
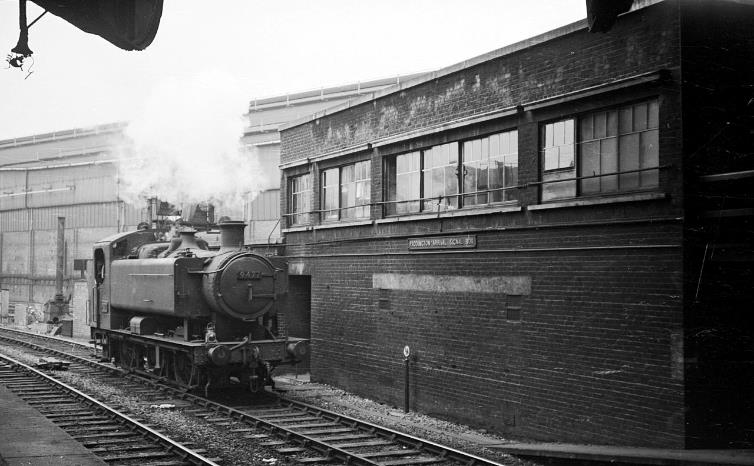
(289, 261), (308, 276)
(372, 273), (531, 295)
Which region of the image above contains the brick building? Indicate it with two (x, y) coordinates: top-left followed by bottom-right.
(241, 74), (425, 244)
(278, 0), (754, 449)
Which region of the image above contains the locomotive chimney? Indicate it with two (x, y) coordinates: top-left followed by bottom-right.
(218, 220), (246, 251)
(177, 228), (201, 250)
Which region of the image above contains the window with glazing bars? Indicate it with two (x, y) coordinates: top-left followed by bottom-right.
(289, 173), (311, 225)
(540, 99), (659, 202)
(384, 130), (518, 216)
(321, 160), (371, 221)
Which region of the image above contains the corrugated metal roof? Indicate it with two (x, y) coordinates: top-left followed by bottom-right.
(0, 122), (127, 150)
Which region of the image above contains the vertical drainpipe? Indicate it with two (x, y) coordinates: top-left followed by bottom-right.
(26, 169), (33, 304)
(24, 168), (29, 209)
(55, 217), (65, 300)
(114, 161), (121, 232)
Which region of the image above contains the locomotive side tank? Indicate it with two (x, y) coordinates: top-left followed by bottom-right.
(90, 221), (306, 393)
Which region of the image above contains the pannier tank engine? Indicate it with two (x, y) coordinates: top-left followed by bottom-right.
(90, 221), (307, 393)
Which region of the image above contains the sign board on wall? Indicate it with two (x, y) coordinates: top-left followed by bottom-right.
(408, 235), (476, 250)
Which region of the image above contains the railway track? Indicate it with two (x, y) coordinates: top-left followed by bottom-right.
(0, 327), (509, 466)
(0, 352), (218, 466)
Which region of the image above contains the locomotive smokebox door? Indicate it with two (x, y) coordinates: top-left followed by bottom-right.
(202, 253), (285, 320)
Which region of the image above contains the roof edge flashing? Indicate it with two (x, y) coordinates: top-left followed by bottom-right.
(280, 0), (666, 132)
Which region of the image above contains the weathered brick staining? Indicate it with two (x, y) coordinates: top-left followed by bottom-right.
(280, 2), (680, 166)
(285, 220), (684, 446)
(279, 0), (754, 449)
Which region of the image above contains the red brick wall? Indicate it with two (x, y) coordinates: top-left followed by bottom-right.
(280, 0), (692, 448)
(285, 219), (685, 447)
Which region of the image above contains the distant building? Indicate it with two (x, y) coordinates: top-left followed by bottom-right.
(278, 0), (754, 449)
(0, 123), (141, 336)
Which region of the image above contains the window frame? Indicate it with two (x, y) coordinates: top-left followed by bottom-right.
(319, 159), (372, 222)
(288, 173), (312, 226)
(539, 98), (660, 203)
(383, 128), (519, 217)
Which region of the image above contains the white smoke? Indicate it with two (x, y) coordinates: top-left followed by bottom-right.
(117, 70), (273, 217)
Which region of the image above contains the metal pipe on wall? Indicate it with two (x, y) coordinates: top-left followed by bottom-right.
(55, 216), (65, 299)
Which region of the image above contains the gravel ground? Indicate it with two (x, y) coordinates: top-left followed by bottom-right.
(0, 344), (295, 466)
(272, 373), (542, 466)
(0, 343), (542, 465)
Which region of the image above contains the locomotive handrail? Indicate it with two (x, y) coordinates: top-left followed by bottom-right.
(229, 336), (249, 351)
(186, 252), (272, 275)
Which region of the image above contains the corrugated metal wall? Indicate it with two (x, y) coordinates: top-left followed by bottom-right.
(2, 278), (30, 302)
(1, 232), (29, 274)
(1, 163), (118, 210)
(0, 171), (27, 211)
(1, 203), (146, 231)
(0, 129), (145, 312)
(249, 189), (280, 220)
(26, 164), (118, 207)
(245, 189), (281, 244)
(0, 209), (29, 231)
(0, 213), (146, 305)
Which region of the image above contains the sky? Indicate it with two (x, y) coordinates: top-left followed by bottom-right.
(0, 1), (587, 142)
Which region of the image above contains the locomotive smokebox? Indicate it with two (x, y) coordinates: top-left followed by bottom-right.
(218, 220), (246, 251)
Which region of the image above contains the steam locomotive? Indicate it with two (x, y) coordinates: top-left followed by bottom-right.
(89, 220), (307, 393)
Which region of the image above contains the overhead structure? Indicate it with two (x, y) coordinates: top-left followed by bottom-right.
(31, 0), (164, 51)
(586, 0), (634, 32)
(7, 0), (163, 67)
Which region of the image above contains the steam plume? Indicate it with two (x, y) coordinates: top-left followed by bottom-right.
(117, 70), (272, 216)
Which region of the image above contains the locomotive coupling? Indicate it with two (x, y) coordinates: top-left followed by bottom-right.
(207, 336), (251, 366)
(286, 340), (308, 359)
(208, 345), (231, 366)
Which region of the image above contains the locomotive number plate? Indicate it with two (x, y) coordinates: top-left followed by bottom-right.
(237, 270), (262, 280)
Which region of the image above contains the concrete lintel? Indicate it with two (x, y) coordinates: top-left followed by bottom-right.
(527, 192), (667, 211)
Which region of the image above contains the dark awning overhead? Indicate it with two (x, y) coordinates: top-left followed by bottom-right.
(31, 0), (163, 51)
(586, 0), (634, 33)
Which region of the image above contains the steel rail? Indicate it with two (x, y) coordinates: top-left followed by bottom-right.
(0, 330), (126, 376)
(0, 327), (507, 466)
(0, 326), (94, 352)
(0, 331), (381, 464)
(0, 352), (220, 466)
(276, 396), (507, 466)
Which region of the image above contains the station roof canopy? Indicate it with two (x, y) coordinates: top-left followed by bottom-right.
(31, 0), (163, 51)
